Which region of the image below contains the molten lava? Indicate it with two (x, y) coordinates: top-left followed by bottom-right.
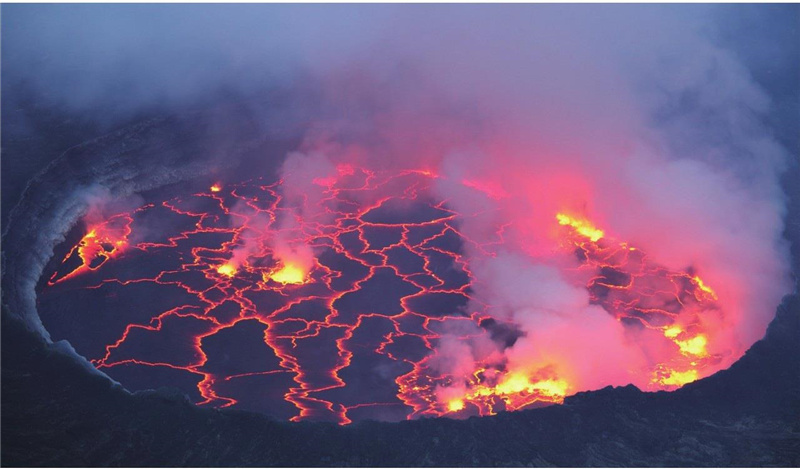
(555, 215), (723, 389)
(40, 166), (734, 424)
(48, 214), (132, 285)
(692, 275), (718, 301)
(216, 263), (237, 277)
(556, 213), (604, 242)
(266, 263), (308, 285)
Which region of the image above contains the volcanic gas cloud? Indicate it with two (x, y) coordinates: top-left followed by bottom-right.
(34, 6), (791, 424)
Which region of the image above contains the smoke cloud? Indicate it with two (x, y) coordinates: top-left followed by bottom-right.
(3, 4), (796, 406)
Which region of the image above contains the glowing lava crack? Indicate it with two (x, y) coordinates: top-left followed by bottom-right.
(40, 167), (727, 424)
